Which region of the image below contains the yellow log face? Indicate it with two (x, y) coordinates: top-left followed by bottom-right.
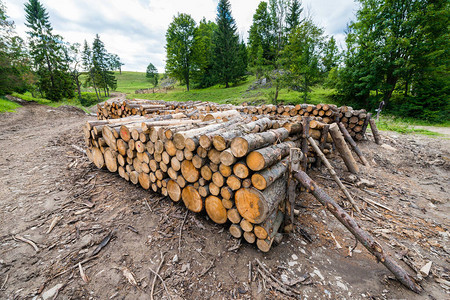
(205, 196), (227, 224)
(182, 185), (203, 212)
(167, 180), (181, 202)
(246, 151), (264, 171)
(235, 188), (268, 224)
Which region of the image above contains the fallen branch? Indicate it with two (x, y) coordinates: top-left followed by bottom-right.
(92, 230), (114, 256)
(255, 258), (301, 295)
(14, 235), (39, 252)
(149, 252), (171, 300)
(292, 170), (422, 294)
(357, 196), (393, 212)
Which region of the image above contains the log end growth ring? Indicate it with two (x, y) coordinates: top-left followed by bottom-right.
(205, 196), (227, 224)
(235, 188), (268, 224)
(182, 185), (203, 213)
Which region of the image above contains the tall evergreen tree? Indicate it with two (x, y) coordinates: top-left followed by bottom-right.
(212, 0), (246, 88)
(0, 0), (33, 95)
(146, 62), (158, 87)
(286, 0), (303, 34)
(24, 0), (73, 100)
(92, 34), (116, 96)
(283, 19), (324, 101)
(165, 13), (196, 91)
(81, 40), (100, 101)
(248, 1), (274, 76)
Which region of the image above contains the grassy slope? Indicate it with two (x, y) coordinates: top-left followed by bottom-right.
(0, 97), (21, 113)
(115, 71), (447, 136)
(11, 92), (108, 113)
(116, 71), (336, 105)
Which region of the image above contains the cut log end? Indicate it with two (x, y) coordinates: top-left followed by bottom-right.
(205, 196), (227, 224)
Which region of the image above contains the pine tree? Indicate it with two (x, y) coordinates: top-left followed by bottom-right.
(286, 0), (303, 34)
(212, 0), (246, 88)
(146, 62), (158, 87)
(81, 40), (100, 101)
(92, 34), (116, 96)
(24, 0), (73, 101)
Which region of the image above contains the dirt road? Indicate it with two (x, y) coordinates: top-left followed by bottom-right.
(0, 103), (448, 299)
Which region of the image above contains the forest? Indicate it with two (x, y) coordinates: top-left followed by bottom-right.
(1, 0), (449, 122)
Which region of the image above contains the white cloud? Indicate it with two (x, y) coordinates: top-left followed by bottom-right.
(5, 0), (357, 72)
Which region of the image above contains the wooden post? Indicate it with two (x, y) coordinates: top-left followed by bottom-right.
(308, 137), (360, 213)
(292, 170), (422, 294)
(285, 148), (302, 232)
(337, 122), (369, 166)
(361, 113), (372, 139)
(329, 123), (359, 174)
(301, 117), (310, 170)
(369, 119), (382, 144)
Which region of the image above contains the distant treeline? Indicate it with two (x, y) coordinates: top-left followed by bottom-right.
(0, 0), (123, 104)
(163, 0), (449, 121)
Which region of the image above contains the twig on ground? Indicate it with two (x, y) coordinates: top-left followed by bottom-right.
(1, 274), (9, 290)
(92, 230), (114, 256)
(255, 258), (301, 295)
(13, 235), (39, 252)
(150, 252), (171, 300)
(71, 144), (86, 155)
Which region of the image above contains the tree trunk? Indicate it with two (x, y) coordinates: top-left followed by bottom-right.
(235, 174), (287, 224)
(329, 123), (359, 174)
(256, 210), (284, 252)
(292, 170), (422, 294)
(246, 140), (301, 171)
(251, 157), (289, 190)
(205, 195), (227, 224)
(230, 128), (290, 158)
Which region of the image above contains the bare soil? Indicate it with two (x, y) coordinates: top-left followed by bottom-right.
(0, 103), (448, 299)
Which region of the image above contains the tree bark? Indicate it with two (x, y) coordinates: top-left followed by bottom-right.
(329, 123), (359, 174)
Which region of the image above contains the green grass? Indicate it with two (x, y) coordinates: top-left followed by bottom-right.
(116, 71), (338, 106)
(376, 115), (445, 136)
(0, 97), (22, 113)
(11, 92), (107, 113)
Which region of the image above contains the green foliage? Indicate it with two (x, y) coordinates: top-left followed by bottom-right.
(248, 1), (275, 71)
(282, 19), (324, 101)
(285, 0), (303, 34)
(376, 115), (445, 136)
(92, 34), (117, 96)
(337, 0), (449, 122)
(322, 36), (339, 73)
(24, 0), (74, 101)
(191, 18), (217, 88)
(165, 13), (196, 91)
(0, 1), (34, 95)
(0, 96), (21, 112)
(146, 62), (158, 87)
(212, 0), (246, 88)
(11, 91), (105, 111)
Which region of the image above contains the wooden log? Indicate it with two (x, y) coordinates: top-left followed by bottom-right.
(198, 185), (210, 197)
(369, 119), (381, 144)
(229, 224), (243, 238)
(292, 170), (422, 294)
(246, 140), (300, 171)
(256, 210), (284, 252)
(226, 175), (241, 191)
(251, 157), (289, 190)
(337, 122), (369, 166)
(231, 128), (290, 158)
(227, 208), (242, 224)
(235, 174), (287, 224)
(209, 182), (220, 196)
(91, 147), (105, 169)
(138, 172), (151, 190)
(240, 219), (254, 232)
(233, 161), (250, 179)
(220, 186), (233, 200)
(243, 232), (256, 244)
(104, 148), (118, 172)
(219, 163), (232, 177)
(222, 198), (234, 209)
(182, 185), (203, 212)
(167, 180), (182, 202)
(212, 172), (225, 187)
(200, 165), (212, 181)
(360, 113), (372, 139)
(180, 160), (200, 183)
(329, 123), (359, 174)
(205, 196), (227, 224)
(301, 116), (310, 170)
(219, 148), (238, 166)
(308, 136), (360, 213)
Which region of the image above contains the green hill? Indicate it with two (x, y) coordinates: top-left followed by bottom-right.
(114, 71), (337, 105)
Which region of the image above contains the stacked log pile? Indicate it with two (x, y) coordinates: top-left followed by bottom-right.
(96, 99), (370, 141)
(83, 112), (333, 252)
(239, 103), (339, 124)
(338, 106), (369, 141)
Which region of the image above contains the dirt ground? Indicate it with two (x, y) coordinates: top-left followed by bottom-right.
(0, 102), (448, 300)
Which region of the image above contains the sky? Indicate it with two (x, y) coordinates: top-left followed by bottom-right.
(5, 0), (359, 72)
